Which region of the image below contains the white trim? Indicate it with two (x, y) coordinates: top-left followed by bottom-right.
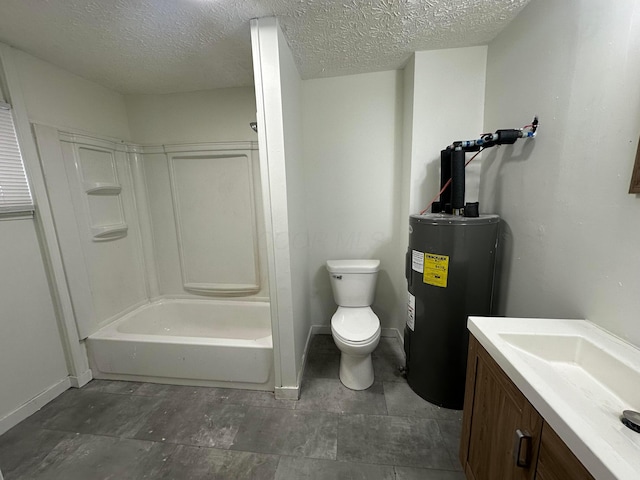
(0, 44), (90, 378)
(301, 327), (405, 386)
(126, 143), (144, 154)
(382, 327), (402, 339)
(32, 124), (95, 339)
(311, 325), (331, 335)
(274, 386), (300, 401)
(59, 131), (128, 152)
(163, 141), (258, 153)
(251, 18), (284, 391)
(124, 142), (259, 155)
(69, 369), (93, 388)
(293, 324), (320, 396)
(0, 377), (70, 435)
(136, 144), (164, 154)
(392, 326), (405, 346)
(0, 211), (33, 221)
(22, 120), (127, 145)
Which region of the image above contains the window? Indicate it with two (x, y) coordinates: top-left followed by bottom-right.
(0, 102), (33, 215)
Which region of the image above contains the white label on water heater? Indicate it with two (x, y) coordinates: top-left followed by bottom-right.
(407, 293), (415, 331)
(411, 250), (424, 273)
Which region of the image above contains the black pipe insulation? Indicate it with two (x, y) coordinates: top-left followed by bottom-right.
(451, 149), (465, 210)
(494, 129), (521, 144)
(433, 118), (538, 215)
(439, 149), (452, 210)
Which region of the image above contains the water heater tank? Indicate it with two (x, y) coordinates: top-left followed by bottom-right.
(405, 213), (500, 409)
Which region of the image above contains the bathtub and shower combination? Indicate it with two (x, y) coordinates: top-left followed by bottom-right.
(87, 299), (275, 390)
(35, 127), (274, 391)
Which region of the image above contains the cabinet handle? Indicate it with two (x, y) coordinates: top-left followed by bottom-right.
(513, 429), (532, 467)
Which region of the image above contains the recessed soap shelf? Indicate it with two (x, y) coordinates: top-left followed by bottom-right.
(84, 182), (122, 195)
(91, 224), (128, 241)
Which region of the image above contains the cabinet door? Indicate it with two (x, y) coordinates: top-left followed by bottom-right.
(460, 336), (543, 480)
(536, 423), (595, 480)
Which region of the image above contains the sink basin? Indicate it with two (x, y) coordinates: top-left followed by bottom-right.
(499, 332), (640, 408)
(468, 317), (640, 480)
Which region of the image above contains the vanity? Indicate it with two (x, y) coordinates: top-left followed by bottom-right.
(459, 317), (640, 480)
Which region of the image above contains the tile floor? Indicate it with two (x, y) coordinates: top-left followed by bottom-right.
(0, 335), (466, 479)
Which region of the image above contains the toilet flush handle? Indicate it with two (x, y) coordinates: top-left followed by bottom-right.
(332, 275), (342, 280)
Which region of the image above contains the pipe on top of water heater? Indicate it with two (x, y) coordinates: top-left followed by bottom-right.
(425, 116), (539, 216)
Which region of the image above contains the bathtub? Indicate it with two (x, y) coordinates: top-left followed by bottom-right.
(86, 299), (274, 390)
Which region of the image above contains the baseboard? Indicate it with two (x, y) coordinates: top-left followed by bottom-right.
(295, 325), (319, 393)
(309, 325), (402, 339)
(382, 327), (402, 339)
(274, 386), (300, 400)
(0, 377), (71, 435)
(311, 325), (331, 335)
(292, 326), (405, 398)
(392, 327), (404, 346)
(69, 369), (93, 388)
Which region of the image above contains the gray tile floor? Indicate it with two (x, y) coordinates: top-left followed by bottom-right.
(0, 335), (465, 479)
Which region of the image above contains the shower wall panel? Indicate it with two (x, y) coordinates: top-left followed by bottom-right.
(168, 149), (259, 294)
(34, 127), (148, 338)
(143, 142), (269, 299)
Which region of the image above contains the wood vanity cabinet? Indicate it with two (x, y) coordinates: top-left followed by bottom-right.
(459, 335), (595, 480)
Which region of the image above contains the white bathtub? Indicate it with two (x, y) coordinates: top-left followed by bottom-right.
(86, 299), (274, 390)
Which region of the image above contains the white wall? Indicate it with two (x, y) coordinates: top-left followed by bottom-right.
(408, 47), (488, 215)
(303, 49), (487, 335)
(125, 88), (257, 144)
(11, 49), (131, 140)
(0, 45), (138, 429)
(0, 219), (68, 427)
(482, 0), (640, 346)
(302, 70), (404, 331)
(0, 46), (95, 432)
(277, 24), (310, 383)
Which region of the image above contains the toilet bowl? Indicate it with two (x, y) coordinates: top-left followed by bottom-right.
(327, 259), (381, 390)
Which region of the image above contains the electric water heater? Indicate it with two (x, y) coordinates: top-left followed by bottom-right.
(404, 213), (499, 409)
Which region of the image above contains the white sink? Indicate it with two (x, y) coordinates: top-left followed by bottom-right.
(469, 317), (640, 480)
(499, 332), (640, 408)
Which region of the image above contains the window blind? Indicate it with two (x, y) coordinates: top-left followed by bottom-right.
(0, 102), (33, 214)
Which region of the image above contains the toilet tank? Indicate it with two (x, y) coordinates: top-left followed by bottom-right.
(326, 259), (380, 307)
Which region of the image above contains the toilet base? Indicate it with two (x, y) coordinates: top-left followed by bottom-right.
(339, 352), (374, 390)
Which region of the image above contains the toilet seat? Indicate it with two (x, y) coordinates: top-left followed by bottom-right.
(331, 307), (380, 344)
(332, 328), (379, 348)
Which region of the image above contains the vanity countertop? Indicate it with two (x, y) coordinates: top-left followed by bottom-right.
(468, 316), (640, 480)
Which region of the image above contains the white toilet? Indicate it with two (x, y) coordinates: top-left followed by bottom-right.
(326, 259), (381, 390)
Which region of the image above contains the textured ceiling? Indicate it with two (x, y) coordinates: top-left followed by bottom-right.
(0, 0), (530, 94)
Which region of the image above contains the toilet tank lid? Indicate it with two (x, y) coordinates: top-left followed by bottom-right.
(326, 259), (380, 273)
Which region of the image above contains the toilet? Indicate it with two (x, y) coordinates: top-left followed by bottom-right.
(326, 259), (381, 390)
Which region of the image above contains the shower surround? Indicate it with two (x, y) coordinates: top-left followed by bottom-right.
(33, 125), (273, 390)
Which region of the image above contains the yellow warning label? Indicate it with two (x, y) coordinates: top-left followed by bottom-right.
(423, 253), (449, 288)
